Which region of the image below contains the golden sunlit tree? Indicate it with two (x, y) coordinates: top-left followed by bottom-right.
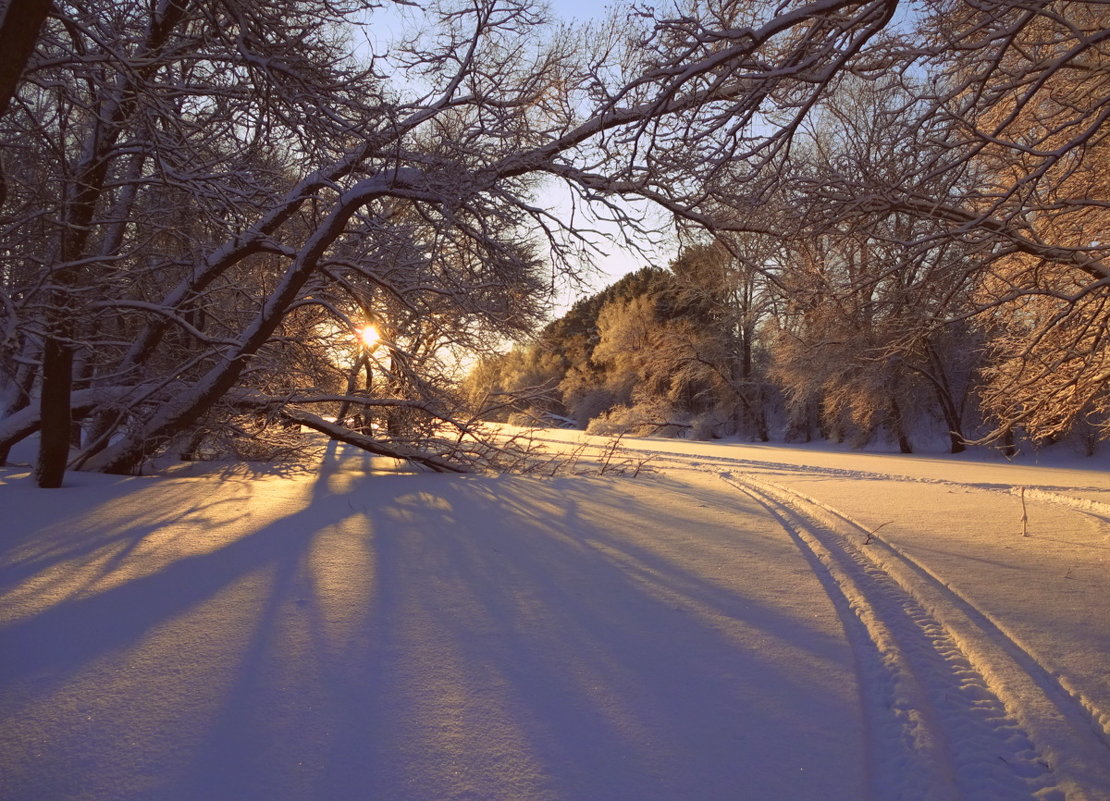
(960, 1), (1110, 446)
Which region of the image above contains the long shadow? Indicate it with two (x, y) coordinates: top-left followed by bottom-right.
(0, 443), (379, 688)
(0, 498), (344, 686)
(0, 473), (253, 593)
(299, 474), (862, 801)
(164, 441), (394, 800)
(1, 445), (396, 801)
(2, 463), (865, 801)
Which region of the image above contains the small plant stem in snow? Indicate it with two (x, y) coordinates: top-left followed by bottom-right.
(864, 521), (892, 545)
(599, 432), (625, 476)
(1020, 486), (1029, 537)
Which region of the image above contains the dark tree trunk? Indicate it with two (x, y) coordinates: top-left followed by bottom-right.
(0, 0), (52, 115)
(890, 397), (913, 454)
(0, 0), (52, 207)
(729, 347), (768, 441)
(929, 382), (966, 454)
(923, 343), (967, 454)
(30, 0), (194, 483)
(34, 336), (73, 487)
(336, 352), (371, 426)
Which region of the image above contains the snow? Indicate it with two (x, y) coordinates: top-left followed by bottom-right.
(1, 434), (1108, 800)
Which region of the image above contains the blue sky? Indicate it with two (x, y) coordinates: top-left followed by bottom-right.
(547, 0), (618, 21)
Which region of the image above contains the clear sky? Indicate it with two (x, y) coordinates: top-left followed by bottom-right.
(546, 0), (619, 21)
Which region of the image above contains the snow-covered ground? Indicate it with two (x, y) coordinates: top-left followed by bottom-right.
(1, 434), (1108, 800)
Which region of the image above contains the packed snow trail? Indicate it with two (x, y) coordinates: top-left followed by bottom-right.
(718, 470), (1109, 801)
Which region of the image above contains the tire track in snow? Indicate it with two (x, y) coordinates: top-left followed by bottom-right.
(726, 472), (1110, 753)
(713, 470), (1110, 801)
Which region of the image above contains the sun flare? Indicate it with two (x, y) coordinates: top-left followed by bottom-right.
(358, 325), (381, 348)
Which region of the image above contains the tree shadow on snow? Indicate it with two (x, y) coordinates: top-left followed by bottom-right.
(0, 463), (865, 801)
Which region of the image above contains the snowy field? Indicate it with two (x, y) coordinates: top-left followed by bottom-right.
(1, 434), (1108, 801)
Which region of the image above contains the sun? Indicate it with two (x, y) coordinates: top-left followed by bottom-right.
(364, 323), (386, 348)
(358, 324), (381, 349)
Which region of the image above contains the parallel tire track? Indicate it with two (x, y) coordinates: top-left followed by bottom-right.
(716, 470), (1110, 801)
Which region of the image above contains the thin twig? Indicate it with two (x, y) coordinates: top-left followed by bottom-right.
(864, 521), (892, 545)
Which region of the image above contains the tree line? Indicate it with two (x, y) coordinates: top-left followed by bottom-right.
(0, 0), (1106, 485)
(467, 34), (1110, 457)
(466, 241), (1004, 454)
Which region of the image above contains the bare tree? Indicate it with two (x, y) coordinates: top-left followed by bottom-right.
(688, 0), (1109, 450)
(2, 0), (909, 482)
(669, 239), (775, 439)
(750, 77), (986, 451)
(757, 1), (1108, 445)
(12, 0), (1103, 484)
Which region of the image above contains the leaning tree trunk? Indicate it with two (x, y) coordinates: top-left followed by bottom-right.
(890, 396), (913, 454)
(0, 0), (53, 207)
(925, 344), (967, 454)
(82, 182), (377, 474)
(0, 351), (37, 465)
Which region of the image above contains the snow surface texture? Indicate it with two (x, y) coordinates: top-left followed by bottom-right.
(1, 436), (1108, 800)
